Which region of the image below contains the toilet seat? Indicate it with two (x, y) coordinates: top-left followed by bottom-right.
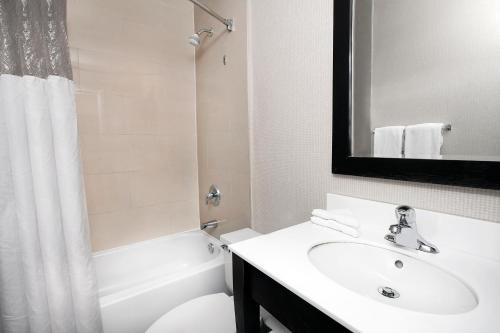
(146, 293), (291, 333)
(146, 293), (236, 333)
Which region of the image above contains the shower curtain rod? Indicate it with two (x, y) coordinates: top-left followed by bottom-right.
(188, 0), (234, 31)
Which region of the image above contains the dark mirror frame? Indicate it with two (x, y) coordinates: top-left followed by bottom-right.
(332, 0), (500, 190)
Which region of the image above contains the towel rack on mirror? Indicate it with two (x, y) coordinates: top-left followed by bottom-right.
(371, 124), (452, 135)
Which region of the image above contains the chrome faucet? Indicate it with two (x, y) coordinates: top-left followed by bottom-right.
(201, 219), (224, 230)
(385, 205), (439, 254)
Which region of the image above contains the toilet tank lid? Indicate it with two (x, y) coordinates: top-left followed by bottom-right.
(220, 228), (261, 245)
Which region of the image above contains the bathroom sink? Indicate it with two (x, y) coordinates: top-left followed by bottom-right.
(308, 242), (478, 314)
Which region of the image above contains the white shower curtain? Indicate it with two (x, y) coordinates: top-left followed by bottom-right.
(0, 75), (103, 333)
(0, 0), (103, 332)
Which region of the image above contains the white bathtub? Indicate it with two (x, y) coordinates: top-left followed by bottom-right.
(93, 230), (226, 333)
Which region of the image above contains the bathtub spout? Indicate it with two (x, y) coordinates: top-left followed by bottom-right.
(201, 219), (222, 230)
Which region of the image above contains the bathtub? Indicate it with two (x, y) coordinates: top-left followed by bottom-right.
(93, 230), (226, 333)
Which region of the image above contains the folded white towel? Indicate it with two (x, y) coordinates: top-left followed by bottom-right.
(311, 216), (360, 238)
(261, 308), (291, 333)
(311, 209), (360, 228)
(373, 126), (405, 158)
(404, 123), (444, 159)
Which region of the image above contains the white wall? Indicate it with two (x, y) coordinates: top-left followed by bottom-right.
(249, 0), (500, 234)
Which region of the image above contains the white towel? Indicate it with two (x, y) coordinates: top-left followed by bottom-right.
(404, 123), (444, 159)
(373, 126), (405, 158)
(311, 216), (360, 238)
(311, 209), (360, 228)
(261, 308), (291, 333)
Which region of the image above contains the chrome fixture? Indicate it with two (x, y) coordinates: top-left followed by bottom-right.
(394, 260), (404, 269)
(188, 28), (213, 47)
(207, 242), (215, 254)
(201, 219), (223, 230)
(385, 205), (439, 254)
(188, 0), (234, 31)
(442, 124), (452, 132)
(378, 286), (400, 299)
(371, 123), (452, 134)
(206, 184), (221, 206)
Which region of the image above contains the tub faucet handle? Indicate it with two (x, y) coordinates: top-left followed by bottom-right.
(206, 184), (221, 206)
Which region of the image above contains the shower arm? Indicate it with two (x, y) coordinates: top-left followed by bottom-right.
(188, 0), (234, 31)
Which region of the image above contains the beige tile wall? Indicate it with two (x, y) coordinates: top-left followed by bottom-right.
(194, 0), (251, 237)
(68, 0), (200, 251)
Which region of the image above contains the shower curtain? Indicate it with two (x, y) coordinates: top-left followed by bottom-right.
(0, 0), (102, 332)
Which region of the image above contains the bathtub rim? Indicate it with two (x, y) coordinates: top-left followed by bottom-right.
(93, 229), (224, 306)
(92, 228), (222, 257)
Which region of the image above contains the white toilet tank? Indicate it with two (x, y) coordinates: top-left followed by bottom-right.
(220, 228), (261, 293)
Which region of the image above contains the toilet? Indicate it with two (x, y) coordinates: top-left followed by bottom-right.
(146, 228), (290, 333)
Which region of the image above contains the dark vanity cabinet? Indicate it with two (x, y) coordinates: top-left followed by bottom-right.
(233, 254), (351, 333)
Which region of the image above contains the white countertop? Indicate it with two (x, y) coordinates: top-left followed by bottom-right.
(230, 220), (500, 333)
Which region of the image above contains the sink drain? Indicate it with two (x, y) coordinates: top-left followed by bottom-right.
(378, 286), (400, 299)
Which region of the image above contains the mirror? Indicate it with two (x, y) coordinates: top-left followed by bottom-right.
(350, 0), (500, 161)
(332, 0), (500, 189)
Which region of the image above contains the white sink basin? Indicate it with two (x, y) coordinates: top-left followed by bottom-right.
(308, 242), (478, 314)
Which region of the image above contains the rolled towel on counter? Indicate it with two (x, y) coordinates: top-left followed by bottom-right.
(311, 209), (360, 228)
(311, 216), (360, 238)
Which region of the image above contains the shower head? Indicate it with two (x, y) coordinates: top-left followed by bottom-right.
(188, 28), (213, 47)
(188, 34), (201, 47)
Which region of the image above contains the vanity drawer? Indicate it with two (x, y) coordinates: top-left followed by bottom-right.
(233, 254), (351, 333)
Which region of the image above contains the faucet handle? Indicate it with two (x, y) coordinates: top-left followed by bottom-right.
(395, 205), (416, 226)
(388, 224), (401, 234)
(206, 184), (221, 206)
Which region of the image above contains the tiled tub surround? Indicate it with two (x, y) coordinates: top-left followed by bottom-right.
(195, 0), (252, 238)
(68, 0), (200, 250)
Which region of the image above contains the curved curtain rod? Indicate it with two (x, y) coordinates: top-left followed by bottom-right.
(188, 0), (234, 31)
